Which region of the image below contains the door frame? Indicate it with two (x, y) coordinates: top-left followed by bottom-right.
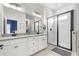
(57, 10), (74, 51)
(47, 10), (74, 51)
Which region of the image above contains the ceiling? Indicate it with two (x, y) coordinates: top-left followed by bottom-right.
(4, 3), (75, 16)
(41, 3), (75, 10)
(18, 3), (75, 14)
(18, 3), (44, 15)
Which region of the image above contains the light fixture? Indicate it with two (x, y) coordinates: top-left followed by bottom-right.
(32, 11), (42, 18)
(2, 3), (24, 12)
(17, 7), (24, 12)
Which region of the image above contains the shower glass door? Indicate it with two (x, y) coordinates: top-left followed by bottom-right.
(58, 12), (72, 50)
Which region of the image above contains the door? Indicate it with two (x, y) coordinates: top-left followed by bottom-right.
(39, 36), (47, 50)
(28, 37), (36, 55)
(17, 42), (28, 56)
(42, 36), (47, 48)
(58, 12), (72, 50)
(38, 36), (43, 50)
(33, 37), (39, 53)
(28, 37), (39, 55)
(48, 16), (57, 45)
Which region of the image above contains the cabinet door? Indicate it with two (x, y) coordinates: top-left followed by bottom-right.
(28, 38), (35, 55)
(0, 44), (17, 56)
(38, 37), (43, 50)
(38, 36), (47, 50)
(33, 38), (39, 53)
(42, 36), (47, 49)
(28, 37), (39, 55)
(17, 42), (28, 56)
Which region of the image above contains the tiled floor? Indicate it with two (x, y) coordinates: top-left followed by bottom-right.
(34, 44), (61, 56)
(34, 44), (77, 56)
(34, 48), (61, 56)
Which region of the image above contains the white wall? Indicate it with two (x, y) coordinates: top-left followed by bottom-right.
(3, 7), (26, 34)
(46, 8), (54, 18)
(0, 5), (4, 36)
(42, 6), (47, 34)
(75, 4), (79, 31)
(75, 4), (79, 55)
(55, 4), (75, 14)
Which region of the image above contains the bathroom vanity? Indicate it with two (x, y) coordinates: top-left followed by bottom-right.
(0, 34), (47, 56)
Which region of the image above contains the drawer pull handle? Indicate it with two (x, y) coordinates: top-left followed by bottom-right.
(0, 45), (4, 50)
(15, 46), (18, 48)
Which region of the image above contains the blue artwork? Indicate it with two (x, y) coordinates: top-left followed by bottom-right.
(7, 19), (17, 33)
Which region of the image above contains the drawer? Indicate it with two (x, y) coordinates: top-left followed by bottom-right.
(43, 36), (47, 39)
(0, 38), (27, 46)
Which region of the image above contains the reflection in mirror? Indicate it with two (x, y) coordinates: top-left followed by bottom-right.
(34, 20), (45, 34)
(6, 20), (17, 34)
(34, 21), (39, 34)
(2, 19), (17, 37)
(26, 19), (31, 34)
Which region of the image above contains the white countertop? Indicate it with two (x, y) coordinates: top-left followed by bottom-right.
(0, 34), (47, 41)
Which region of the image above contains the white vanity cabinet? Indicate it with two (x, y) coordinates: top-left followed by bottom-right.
(0, 38), (28, 56)
(28, 35), (47, 55)
(0, 35), (47, 56)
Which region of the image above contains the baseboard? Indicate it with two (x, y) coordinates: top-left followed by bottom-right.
(48, 43), (57, 46)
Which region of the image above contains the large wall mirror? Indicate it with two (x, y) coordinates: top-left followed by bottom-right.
(2, 6), (44, 36)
